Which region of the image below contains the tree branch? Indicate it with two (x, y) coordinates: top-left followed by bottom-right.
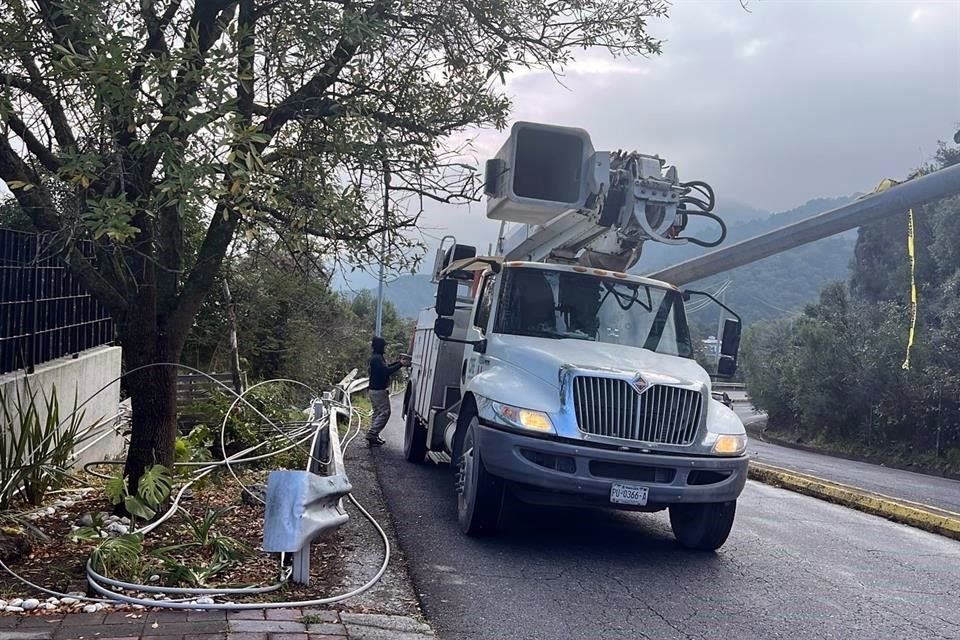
(34, 0), (91, 57)
(164, 205), (239, 351)
(259, 0), (389, 139)
(139, 0), (238, 181)
(1, 66), (77, 152)
(390, 185), (477, 204)
(128, 0), (183, 92)
(3, 110), (61, 172)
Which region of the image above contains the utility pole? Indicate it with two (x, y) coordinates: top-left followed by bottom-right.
(375, 133), (390, 337)
(222, 279), (243, 394)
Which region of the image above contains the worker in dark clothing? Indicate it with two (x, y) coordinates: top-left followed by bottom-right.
(367, 336), (410, 446)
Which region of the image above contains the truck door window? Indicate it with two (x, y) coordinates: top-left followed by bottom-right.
(474, 275), (496, 332)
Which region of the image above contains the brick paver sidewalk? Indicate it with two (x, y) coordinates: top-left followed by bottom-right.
(0, 609), (435, 640)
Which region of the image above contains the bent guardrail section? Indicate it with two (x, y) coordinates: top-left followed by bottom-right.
(262, 372), (367, 585)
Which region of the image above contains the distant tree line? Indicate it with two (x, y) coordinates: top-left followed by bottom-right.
(741, 142), (960, 473)
(185, 248), (413, 391)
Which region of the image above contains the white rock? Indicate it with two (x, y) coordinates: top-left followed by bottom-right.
(79, 513), (94, 527)
(10, 598), (23, 607)
(21, 598), (40, 611)
(45, 507), (55, 515)
(105, 522), (129, 535)
(119, 517), (130, 525)
(105, 515), (120, 524)
(60, 597), (78, 605)
(46, 597), (59, 604)
(148, 574), (160, 583)
(83, 604), (98, 613)
(4, 606), (25, 613)
(40, 603), (57, 610)
(0, 599), (7, 607)
(195, 596), (214, 605)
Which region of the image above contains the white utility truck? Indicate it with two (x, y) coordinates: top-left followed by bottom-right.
(403, 122), (748, 550)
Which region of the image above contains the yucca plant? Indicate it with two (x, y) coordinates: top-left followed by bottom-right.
(0, 380), (87, 508)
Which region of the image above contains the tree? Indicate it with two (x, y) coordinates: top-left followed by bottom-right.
(0, 0), (669, 490)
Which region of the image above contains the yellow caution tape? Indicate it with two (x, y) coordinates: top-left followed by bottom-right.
(903, 208), (917, 370)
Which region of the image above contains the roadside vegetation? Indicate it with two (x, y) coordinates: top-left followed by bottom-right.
(742, 143), (960, 475)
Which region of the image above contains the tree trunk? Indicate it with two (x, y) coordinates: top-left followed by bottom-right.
(122, 343), (179, 497)
(120, 278), (185, 498)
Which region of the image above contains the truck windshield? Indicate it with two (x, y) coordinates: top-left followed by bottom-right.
(495, 267), (694, 358)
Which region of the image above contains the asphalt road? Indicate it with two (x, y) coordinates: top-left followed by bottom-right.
(373, 397), (960, 640)
(735, 406), (960, 514)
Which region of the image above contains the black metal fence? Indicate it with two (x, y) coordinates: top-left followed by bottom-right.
(0, 228), (115, 376)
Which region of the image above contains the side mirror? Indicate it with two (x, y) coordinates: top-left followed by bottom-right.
(436, 278), (458, 317)
(434, 317), (455, 339)
(720, 318), (741, 357)
(717, 318), (741, 378)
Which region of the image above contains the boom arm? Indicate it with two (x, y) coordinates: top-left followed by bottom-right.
(488, 122), (725, 272)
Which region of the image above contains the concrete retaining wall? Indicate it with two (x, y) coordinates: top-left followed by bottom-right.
(0, 346), (125, 469)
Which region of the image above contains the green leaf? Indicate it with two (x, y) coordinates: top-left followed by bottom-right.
(105, 476), (126, 505)
(67, 526), (102, 543)
(91, 533), (144, 577)
(138, 464), (172, 507)
(124, 496), (156, 520)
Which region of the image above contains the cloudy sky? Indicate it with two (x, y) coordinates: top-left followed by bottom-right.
(363, 0), (958, 290)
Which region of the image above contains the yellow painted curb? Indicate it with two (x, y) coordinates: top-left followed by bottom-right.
(748, 460), (960, 541)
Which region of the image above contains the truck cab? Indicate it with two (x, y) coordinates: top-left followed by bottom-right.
(404, 256), (749, 551)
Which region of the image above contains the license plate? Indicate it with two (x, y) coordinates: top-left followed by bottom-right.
(610, 483), (649, 506)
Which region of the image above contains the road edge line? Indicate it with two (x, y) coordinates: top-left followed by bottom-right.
(747, 461), (960, 541)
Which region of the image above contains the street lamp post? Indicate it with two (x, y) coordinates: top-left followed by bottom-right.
(375, 135), (390, 337)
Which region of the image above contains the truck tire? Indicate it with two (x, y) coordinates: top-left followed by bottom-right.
(403, 395), (428, 464)
(669, 500), (737, 551)
(456, 415), (504, 536)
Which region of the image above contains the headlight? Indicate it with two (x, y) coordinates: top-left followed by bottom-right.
(712, 434), (747, 456)
(492, 402), (555, 434)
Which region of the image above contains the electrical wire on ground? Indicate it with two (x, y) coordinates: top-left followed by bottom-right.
(0, 365), (393, 611)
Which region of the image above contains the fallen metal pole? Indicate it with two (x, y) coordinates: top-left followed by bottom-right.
(648, 162), (960, 285)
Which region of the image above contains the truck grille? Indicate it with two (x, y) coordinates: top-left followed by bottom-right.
(572, 377), (703, 445)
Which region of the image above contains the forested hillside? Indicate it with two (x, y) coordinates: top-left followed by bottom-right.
(742, 143), (960, 473)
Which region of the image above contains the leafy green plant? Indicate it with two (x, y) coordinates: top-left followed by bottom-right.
(155, 557), (230, 588)
(106, 465), (172, 521)
(175, 425), (214, 467)
(0, 380), (87, 508)
(179, 507), (251, 563)
(185, 386), (306, 459)
(147, 507), (251, 587)
(90, 533), (145, 578)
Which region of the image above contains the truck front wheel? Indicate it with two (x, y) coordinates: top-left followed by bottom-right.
(669, 500), (737, 551)
(403, 392), (428, 464)
(456, 415), (504, 536)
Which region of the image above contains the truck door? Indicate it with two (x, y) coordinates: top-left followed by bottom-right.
(463, 273), (497, 384)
